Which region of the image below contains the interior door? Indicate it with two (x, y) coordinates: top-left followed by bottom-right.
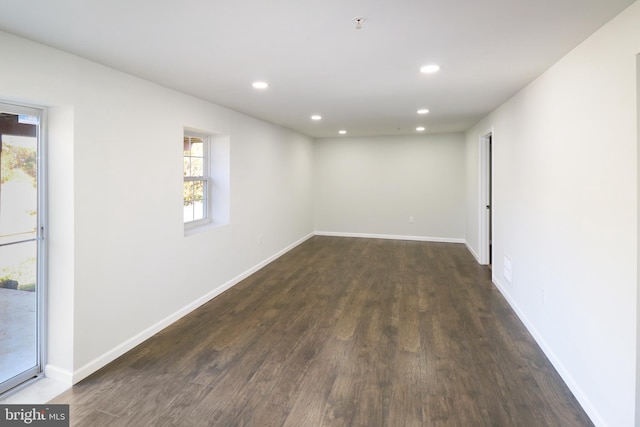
(0, 102), (44, 395)
(488, 133), (492, 265)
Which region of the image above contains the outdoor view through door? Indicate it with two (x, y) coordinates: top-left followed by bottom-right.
(0, 102), (44, 395)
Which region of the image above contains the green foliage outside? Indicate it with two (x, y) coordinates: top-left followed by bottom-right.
(0, 257), (36, 291)
(1, 140), (38, 291)
(183, 140), (205, 207)
(183, 181), (205, 207)
(1, 144), (37, 187)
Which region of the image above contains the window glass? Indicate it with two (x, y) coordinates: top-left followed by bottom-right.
(183, 135), (208, 225)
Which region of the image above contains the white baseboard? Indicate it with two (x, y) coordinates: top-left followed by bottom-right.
(44, 364), (73, 387)
(314, 231), (465, 244)
(72, 232), (315, 384)
(465, 241), (481, 262)
(491, 277), (603, 427)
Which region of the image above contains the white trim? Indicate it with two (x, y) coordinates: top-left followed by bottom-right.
(491, 277), (602, 427)
(44, 364), (73, 386)
(71, 232), (314, 384)
(465, 241), (481, 262)
(0, 101), (47, 396)
(314, 231), (465, 244)
(636, 53), (640, 427)
(0, 377), (69, 405)
(184, 221), (227, 237)
(478, 127), (494, 265)
(38, 108), (49, 394)
(183, 132), (210, 230)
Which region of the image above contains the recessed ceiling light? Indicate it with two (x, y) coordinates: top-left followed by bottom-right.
(339, 130), (347, 135)
(417, 109), (430, 114)
(311, 115), (322, 121)
(420, 64), (440, 74)
(252, 81), (269, 89)
(416, 126), (426, 132)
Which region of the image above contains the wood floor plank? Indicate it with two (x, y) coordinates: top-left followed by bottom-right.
(49, 236), (594, 426)
(71, 410), (124, 427)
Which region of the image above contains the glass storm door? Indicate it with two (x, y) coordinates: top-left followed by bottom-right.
(0, 103), (44, 394)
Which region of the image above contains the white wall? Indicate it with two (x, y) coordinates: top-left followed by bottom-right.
(466, 3), (639, 426)
(0, 31), (314, 382)
(314, 134), (466, 242)
(46, 105), (75, 383)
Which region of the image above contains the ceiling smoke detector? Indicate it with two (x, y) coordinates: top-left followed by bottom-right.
(353, 17), (365, 30)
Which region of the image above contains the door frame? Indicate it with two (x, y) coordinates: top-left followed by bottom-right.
(0, 101), (47, 395)
(478, 128), (493, 266)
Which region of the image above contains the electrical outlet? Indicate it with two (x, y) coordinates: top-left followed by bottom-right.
(409, 216), (414, 224)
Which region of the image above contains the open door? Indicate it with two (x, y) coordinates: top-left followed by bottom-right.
(479, 130), (493, 266)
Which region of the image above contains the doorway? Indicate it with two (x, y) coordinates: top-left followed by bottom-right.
(0, 102), (45, 395)
(479, 130), (493, 266)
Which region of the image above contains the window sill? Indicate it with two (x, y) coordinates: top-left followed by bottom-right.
(184, 221), (228, 237)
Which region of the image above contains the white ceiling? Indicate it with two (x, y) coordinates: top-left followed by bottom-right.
(0, 0), (634, 137)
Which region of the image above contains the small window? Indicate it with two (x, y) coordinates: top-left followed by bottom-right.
(183, 133), (209, 226)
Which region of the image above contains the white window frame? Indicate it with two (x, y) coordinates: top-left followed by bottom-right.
(183, 132), (211, 229)
(0, 101), (46, 394)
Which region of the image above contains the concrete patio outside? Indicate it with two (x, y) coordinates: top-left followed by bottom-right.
(0, 287), (37, 386)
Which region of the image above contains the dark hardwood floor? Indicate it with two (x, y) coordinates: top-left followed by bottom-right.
(50, 236), (593, 426)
